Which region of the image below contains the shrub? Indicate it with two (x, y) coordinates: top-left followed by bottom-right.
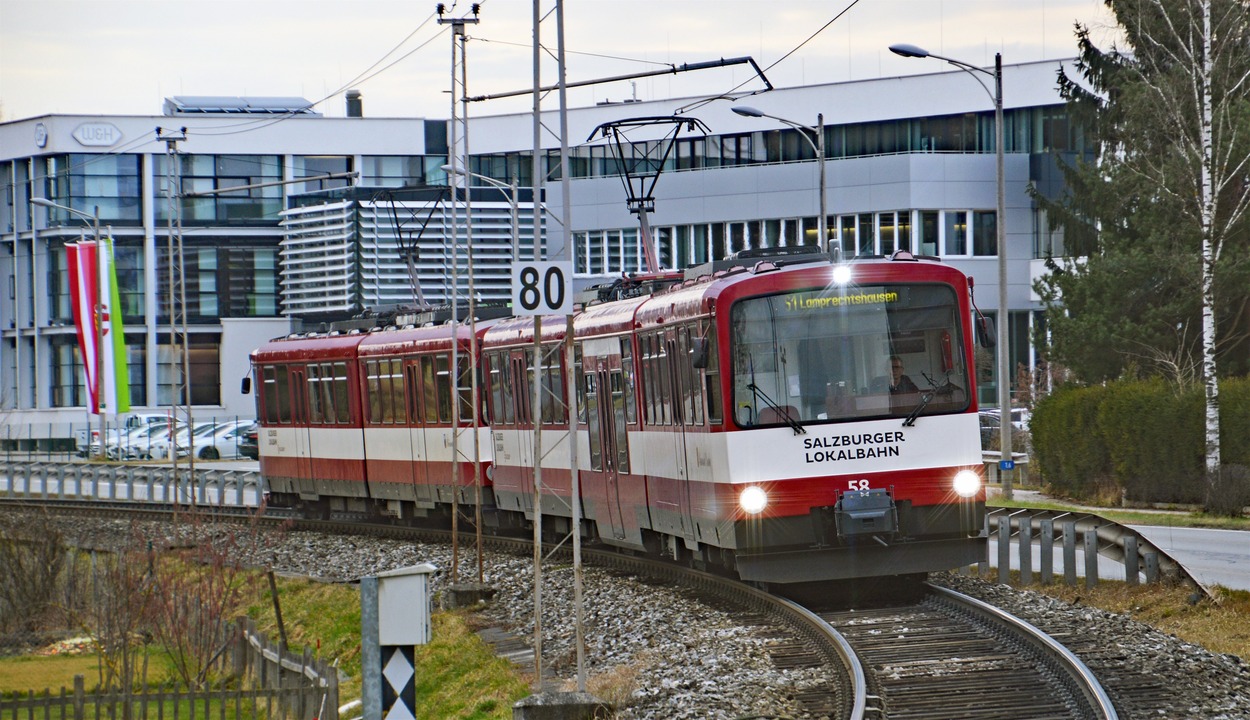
(1031, 384), (1113, 499)
(1205, 465), (1250, 517)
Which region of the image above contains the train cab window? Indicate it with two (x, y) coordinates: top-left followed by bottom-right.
(730, 284), (970, 427)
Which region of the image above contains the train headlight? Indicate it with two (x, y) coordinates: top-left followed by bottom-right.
(739, 485), (768, 515)
(953, 469), (982, 498)
(832, 264), (852, 285)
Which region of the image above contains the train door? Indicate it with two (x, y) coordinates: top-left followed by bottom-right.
(509, 349), (536, 511)
(586, 353), (629, 540)
(288, 366), (315, 487)
(664, 333), (694, 538)
(404, 360), (434, 506)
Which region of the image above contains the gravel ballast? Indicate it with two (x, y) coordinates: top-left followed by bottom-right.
(43, 515), (1250, 719)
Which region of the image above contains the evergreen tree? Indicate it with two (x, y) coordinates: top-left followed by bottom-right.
(1035, 0), (1250, 479)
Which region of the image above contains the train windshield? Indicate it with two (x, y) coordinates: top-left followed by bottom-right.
(730, 283), (970, 427)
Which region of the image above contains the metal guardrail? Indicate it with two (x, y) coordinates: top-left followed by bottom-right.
(0, 460), (264, 508)
(981, 507), (1198, 591)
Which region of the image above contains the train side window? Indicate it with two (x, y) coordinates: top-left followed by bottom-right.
(389, 358), (406, 424)
(542, 344), (564, 425)
(685, 328), (705, 425)
(457, 354), (473, 422)
(704, 326), (722, 424)
(641, 334), (656, 425)
(585, 372), (602, 470)
(333, 362), (351, 424)
(261, 366), (278, 424)
(318, 363), (335, 424)
(377, 361), (394, 424)
(435, 354), (452, 423)
(275, 366), (291, 424)
(574, 344), (587, 424)
(498, 353), (515, 425)
(657, 337), (672, 425)
(364, 360), (382, 424)
(420, 356), (439, 424)
(487, 353), (504, 425)
(307, 364), (324, 424)
(620, 336), (637, 425)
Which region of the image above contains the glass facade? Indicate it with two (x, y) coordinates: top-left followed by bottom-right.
(155, 242), (280, 321)
(153, 154), (283, 224)
(42, 154), (143, 225)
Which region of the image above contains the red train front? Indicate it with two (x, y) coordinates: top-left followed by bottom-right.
(485, 248), (987, 584)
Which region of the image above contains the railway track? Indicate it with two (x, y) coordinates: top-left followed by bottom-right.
(4, 497), (1129, 719)
(818, 584), (1117, 719)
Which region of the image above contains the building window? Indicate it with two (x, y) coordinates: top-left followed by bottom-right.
(973, 211), (998, 256)
(157, 333), (220, 406)
(944, 210), (968, 256)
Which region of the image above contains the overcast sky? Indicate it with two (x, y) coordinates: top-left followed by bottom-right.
(0, 0), (1124, 122)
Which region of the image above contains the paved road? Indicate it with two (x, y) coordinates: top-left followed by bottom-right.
(1128, 525), (1250, 591)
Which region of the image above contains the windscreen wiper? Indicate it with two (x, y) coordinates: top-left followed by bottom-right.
(747, 383), (806, 435)
(903, 371), (954, 427)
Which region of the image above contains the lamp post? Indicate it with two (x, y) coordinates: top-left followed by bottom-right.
(732, 106), (828, 255)
(890, 43), (1013, 498)
(33, 197), (107, 461)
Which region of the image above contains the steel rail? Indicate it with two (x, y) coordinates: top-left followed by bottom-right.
(928, 583), (1119, 720)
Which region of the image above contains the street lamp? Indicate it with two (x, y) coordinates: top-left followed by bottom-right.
(32, 197), (108, 461)
(889, 43), (1013, 497)
(731, 106), (828, 255)
(441, 164), (521, 262)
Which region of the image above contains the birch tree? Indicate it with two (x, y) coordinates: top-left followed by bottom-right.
(1042, 0), (1250, 485)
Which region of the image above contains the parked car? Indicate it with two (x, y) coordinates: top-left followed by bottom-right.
(239, 422), (259, 460)
(108, 421), (186, 460)
(979, 409), (1032, 453)
(149, 421), (220, 459)
(187, 420), (255, 460)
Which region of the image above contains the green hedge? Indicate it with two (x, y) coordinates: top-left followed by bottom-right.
(1031, 377), (1250, 504)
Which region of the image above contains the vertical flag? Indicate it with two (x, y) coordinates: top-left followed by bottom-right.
(65, 239), (129, 415)
(100, 236), (131, 414)
(66, 241), (100, 414)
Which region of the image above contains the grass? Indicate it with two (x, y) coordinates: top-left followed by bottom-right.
(988, 484), (1250, 530)
(1023, 580), (1250, 663)
(0, 654), (102, 694)
(243, 577), (532, 718)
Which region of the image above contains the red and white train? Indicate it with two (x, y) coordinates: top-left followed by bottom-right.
(250, 247), (989, 584)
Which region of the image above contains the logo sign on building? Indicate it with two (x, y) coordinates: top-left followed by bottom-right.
(73, 123), (122, 147)
(511, 261), (573, 316)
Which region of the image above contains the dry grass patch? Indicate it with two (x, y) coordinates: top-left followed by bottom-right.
(1029, 582), (1250, 661)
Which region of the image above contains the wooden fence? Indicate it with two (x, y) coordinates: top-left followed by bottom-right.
(0, 618), (338, 720)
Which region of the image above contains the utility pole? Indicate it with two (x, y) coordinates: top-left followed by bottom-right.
(437, 0), (479, 585)
(157, 127), (193, 500)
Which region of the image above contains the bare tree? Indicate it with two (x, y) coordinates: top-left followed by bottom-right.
(148, 511), (264, 689)
(0, 511), (66, 637)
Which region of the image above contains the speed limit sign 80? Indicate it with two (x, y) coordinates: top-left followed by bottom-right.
(511, 261), (573, 315)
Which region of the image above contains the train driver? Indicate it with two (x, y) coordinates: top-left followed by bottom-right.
(887, 355), (920, 395)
